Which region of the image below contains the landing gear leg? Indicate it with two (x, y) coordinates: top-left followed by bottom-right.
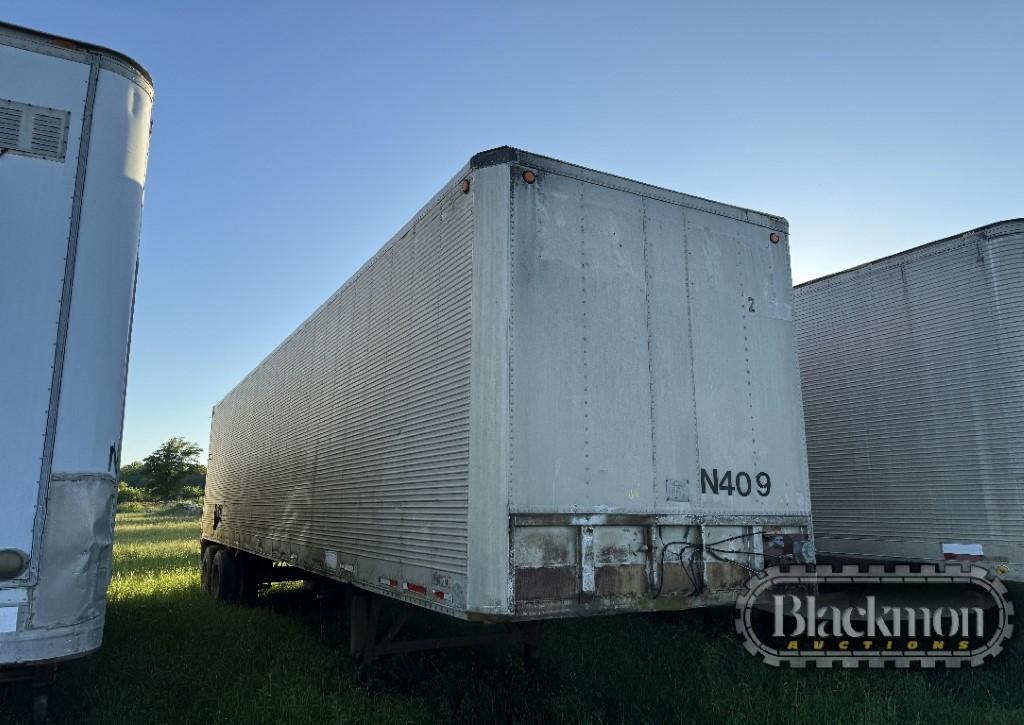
(518, 621), (543, 669)
(30, 664), (56, 725)
(346, 589), (544, 682)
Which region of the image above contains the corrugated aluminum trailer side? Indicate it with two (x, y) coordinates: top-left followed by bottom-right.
(794, 220), (1024, 580)
(0, 21), (154, 674)
(203, 147), (813, 627)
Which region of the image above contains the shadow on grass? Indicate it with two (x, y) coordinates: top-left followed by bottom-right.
(3, 509), (1023, 725)
(246, 582), (1024, 724)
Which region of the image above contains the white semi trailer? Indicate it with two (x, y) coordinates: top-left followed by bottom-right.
(794, 220), (1024, 581)
(202, 147), (814, 662)
(0, 21), (153, 717)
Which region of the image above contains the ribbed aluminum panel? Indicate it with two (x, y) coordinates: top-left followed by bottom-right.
(206, 183), (473, 576)
(794, 220), (1024, 575)
(205, 148), (815, 619)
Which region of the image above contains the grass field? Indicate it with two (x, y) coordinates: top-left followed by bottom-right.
(1, 507), (1021, 724)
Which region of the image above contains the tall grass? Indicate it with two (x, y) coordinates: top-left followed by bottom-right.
(0, 509), (1021, 724)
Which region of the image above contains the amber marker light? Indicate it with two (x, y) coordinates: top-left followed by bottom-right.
(522, 170), (537, 184)
(460, 179), (470, 194)
(770, 232), (781, 244)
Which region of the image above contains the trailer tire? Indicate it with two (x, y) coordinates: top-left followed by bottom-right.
(200, 545), (221, 594)
(211, 548), (240, 602)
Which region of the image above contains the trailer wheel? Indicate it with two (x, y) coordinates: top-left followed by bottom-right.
(200, 545), (221, 594)
(211, 548), (240, 601)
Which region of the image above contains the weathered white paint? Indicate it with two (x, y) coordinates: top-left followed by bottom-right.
(0, 21), (152, 665)
(205, 147), (813, 620)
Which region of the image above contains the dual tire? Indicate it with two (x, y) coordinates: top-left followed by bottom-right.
(202, 544), (260, 603)
(200, 545), (219, 593)
(202, 546), (240, 601)
(211, 548), (240, 601)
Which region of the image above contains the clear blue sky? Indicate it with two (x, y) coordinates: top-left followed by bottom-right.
(7, 2), (1022, 464)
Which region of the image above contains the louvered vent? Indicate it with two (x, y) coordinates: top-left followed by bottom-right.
(0, 99), (70, 161)
(31, 113), (66, 157)
(0, 105), (21, 147)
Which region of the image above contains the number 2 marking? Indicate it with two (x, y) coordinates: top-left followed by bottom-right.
(747, 297), (756, 313)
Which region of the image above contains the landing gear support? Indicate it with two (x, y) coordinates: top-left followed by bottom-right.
(347, 589), (543, 681)
(0, 663), (57, 724)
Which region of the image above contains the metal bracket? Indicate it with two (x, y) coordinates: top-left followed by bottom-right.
(579, 526), (596, 600)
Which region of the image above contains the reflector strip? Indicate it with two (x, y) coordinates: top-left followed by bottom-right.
(378, 577), (398, 587)
(404, 582), (427, 595)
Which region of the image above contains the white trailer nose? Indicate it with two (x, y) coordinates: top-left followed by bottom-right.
(0, 22), (154, 717)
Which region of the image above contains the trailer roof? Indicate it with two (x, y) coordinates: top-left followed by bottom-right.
(794, 218), (1024, 290)
(472, 146), (786, 232)
(215, 145), (792, 408)
(0, 20), (152, 88)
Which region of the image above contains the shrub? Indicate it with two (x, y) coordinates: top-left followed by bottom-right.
(169, 501), (203, 518)
(180, 485), (204, 501)
(117, 501), (146, 513)
(118, 482), (148, 502)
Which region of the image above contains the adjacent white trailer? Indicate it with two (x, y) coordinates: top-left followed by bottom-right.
(202, 148), (813, 653)
(794, 220), (1024, 580)
(0, 19), (154, 690)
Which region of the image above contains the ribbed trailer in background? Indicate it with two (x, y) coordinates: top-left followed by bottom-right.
(201, 147), (814, 658)
(794, 220), (1024, 580)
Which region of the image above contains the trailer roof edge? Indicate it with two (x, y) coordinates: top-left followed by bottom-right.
(0, 20), (152, 89)
(470, 145), (787, 231)
(795, 218), (1024, 290)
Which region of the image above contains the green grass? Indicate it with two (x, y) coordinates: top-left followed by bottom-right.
(1, 508), (1022, 724)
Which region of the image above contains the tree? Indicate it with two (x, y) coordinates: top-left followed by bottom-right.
(142, 437), (203, 500)
(179, 463), (207, 490)
(118, 460), (149, 488)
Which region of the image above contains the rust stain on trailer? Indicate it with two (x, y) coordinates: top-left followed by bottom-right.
(704, 561), (748, 591)
(594, 564), (647, 596)
(597, 543), (638, 563)
(514, 566), (578, 601)
(539, 539), (571, 565)
(660, 563), (697, 595)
